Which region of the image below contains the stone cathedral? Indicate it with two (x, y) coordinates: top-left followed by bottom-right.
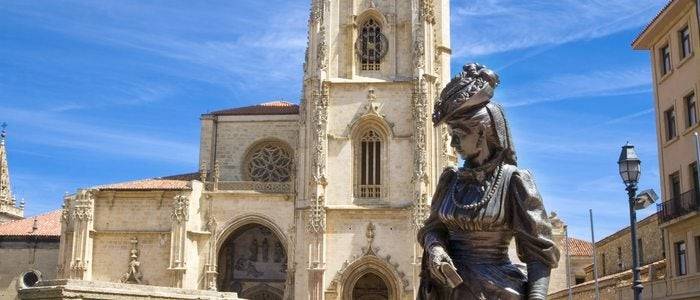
(43, 1), (569, 299)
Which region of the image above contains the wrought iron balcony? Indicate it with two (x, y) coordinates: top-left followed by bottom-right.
(657, 189), (699, 223)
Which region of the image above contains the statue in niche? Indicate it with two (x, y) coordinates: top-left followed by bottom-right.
(120, 237), (145, 284)
(274, 241), (284, 263)
(249, 238), (259, 262)
(262, 238), (270, 262)
(418, 63), (560, 299)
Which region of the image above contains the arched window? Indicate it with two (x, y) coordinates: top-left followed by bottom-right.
(358, 19), (386, 71)
(244, 142), (293, 182)
(355, 129), (383, 199)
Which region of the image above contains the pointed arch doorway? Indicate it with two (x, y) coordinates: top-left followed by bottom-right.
(217, 223), (286, 300)
(352, 272), (389, 300)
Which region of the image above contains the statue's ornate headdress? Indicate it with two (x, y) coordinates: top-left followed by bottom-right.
(434, 63), (517, 170)
(432, 63), (500, 126)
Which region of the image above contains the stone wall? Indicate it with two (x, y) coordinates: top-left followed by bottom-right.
(592, 214), (662, 277)
(205, 116), (299, 182)
(0, 240), (59, 300)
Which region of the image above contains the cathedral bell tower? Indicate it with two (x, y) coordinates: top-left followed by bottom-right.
(298, 0), (452, 298)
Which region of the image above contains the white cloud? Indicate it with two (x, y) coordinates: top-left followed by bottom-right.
(499, 66), (653, 107)
(451, 0), (665, 57)
(0, 107), (198, 165)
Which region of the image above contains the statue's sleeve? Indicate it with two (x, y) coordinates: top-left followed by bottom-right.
(510, 170), (560, 268)
(416, 168), (454, 249)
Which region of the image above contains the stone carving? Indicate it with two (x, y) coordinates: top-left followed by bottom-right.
(200, 161), (208, 183)
(411, 192), (429, 229)
(73, 189), (95, 221)
(345, 88), (395, 138)
(421, 0), (435, 24)
(327, 222), (411, 293)
(307, 195), (326, 233)
(318, 24), (328, 71)
(247, 144), (293, 182)
(120, 237), (145, 284)
(171, 194), (189, 223)
(418, 63), (559, 299)
(216, 181), (292, 194)
(411, 78), (429, 184)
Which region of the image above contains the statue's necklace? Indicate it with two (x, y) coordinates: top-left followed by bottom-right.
(449, 165), (503, 210)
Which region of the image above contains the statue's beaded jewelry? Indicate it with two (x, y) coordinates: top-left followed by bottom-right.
(448, 164), (504, 210)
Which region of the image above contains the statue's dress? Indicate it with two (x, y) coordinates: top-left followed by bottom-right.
(417, 165), (559, 300)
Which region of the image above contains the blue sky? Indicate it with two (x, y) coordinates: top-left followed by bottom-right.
(0, 0), (668, 239)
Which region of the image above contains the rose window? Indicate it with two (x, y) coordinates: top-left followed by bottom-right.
(247, 144), (292, 182)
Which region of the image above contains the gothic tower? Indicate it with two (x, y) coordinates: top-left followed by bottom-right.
(298, 0), (452, 298)
(0, 124), (24, 223)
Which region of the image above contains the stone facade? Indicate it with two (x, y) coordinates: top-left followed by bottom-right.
(633, 0), (700, 298)
(21, 1), (577, 299)
(0, 210), (62, 300)
(591, 214), (663, 278)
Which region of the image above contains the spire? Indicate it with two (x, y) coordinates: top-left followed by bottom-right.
(0, 123), (12, 205)
(0, 123), (22, 223)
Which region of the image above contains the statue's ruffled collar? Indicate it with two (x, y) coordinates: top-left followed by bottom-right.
(457, 149), (506, 184)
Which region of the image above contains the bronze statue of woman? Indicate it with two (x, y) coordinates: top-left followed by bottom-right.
(417, 63), (560, 300)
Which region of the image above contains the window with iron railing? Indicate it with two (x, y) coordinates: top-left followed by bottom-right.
(355, 129), (383, 199)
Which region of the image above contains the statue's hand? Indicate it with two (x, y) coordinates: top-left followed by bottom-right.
(428, 245), (454, 285)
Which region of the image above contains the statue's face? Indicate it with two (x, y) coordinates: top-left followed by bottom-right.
(449, 125), (481, 161)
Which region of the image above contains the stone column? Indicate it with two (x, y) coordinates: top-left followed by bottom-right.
(169, 193), (189, 288)
(204, 197), (219, 291)
(69, 189), (96, 280)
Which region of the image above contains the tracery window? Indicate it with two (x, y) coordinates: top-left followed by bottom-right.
(358, 19), (386, 71)
(245, 142), (293, 182)
(355, 129), (382, 199)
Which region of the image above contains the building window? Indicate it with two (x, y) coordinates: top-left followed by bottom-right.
(358, 19), (385, 71)
(637, 238), (644, 265)
(355, 129), (383, 199)
(680, 26), (692, 59)
(676, 241), (687, 276)
(666, 107), (677, 141)
(617, 246), (624, 270)
(601, 253), (607, 275)
(661, 44), (672, 75)
(670, 172), (682, 200)
(245, 142), (293, 182)
(687, 92), (697, 128)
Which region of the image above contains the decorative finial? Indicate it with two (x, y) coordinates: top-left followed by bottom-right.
(0, 122), (6, 145)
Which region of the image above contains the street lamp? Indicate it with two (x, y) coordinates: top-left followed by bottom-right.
(617, 142), (643, 300)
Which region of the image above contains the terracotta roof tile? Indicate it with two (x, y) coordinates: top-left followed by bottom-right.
(208, 101), (299, 116)
(0, 210), (62, 237)
(566, 237), (593, 257)
(95, 179), (192, 191)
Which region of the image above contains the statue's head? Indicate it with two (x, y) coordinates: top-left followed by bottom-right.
(433, 63), (516, 166)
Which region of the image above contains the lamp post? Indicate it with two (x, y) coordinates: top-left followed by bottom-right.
(618, 142), (643, 300)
